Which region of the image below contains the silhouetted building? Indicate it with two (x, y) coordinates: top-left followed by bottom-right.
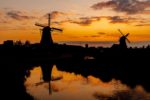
(3, 40), (14, 46)
(15, 40), (22, 46)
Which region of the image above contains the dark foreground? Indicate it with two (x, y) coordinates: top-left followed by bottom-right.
(1, 43), (150, 99)
(1, 53), (150, 99)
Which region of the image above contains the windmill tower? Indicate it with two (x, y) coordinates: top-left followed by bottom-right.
(118, 29), (130, 49)
(35, 14), (62, 46)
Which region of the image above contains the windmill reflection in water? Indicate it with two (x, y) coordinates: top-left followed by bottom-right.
(35, 64), (63, 94)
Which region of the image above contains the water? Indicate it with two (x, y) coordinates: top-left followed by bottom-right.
(25, 65), (150, 100)
(58, 41), (150, 48)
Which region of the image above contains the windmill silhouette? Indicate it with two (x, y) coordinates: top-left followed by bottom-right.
(118, 29), (130, 49)
(35, 14), (62, 46)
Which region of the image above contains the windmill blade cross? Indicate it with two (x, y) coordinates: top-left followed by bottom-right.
(125, 33), (129, 37)
(48, 14), (51, 27)
(51, 27), (63, 32)
(118, 29), (124, 36)
(125, 33), (130, 43)
(39, 29), (42, 36)
(126, 38), (130, 43)
(35, 23), (46, 27)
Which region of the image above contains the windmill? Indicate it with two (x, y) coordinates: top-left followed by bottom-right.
(35, 14), (62, 46)
(118, 29), (130, 49)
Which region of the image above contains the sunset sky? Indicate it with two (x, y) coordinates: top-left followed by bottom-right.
(0, 0), (150, 43)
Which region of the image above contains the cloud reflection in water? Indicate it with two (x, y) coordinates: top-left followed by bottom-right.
(25, 65), (150, 100)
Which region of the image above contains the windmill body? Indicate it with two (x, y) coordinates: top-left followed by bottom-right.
(40, 26), (53, 46)
(119, 35), (127, 49)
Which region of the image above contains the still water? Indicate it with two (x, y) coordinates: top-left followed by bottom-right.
(25, 65), (150, 100)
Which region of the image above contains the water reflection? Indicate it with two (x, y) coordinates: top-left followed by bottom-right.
(25, 65), (150, 100)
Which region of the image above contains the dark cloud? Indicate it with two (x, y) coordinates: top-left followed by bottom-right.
(97, 32), (106, 35)
(43, 11), (72, 20)
(52, 15), (147, 26)
(83, 35), (101, 38)
(95, 16), (136, 24)
(91, 0), (116, 10)
(50, 11), (66, 19)
(135, 24), (150, 26)
(91, 35), (101, 37)
(70, 19), (93, 26)
(91, 0), (150, 14)
(109, 16), (129, 24)
(63, 16), (133, 26)
(7, 10), (35, 20)
(68, 16), (101, 26)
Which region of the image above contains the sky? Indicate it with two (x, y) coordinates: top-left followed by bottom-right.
(0, 0), (150, 43)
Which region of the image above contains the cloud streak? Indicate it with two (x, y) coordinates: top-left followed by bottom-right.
(64, 17), (99, 26)
(6, 10), (35, 20)
(43, 11), (77, 20)
(53, 16), (101, 26)
(67, 16), (133, 26)
(109, 16), (129, 24)
(50, 11), (66, 19)
(50, 15), (149, 27)
(135, 23), (150, 26)
(70, 18), (93, 26)
(91, 0), (150, 14)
